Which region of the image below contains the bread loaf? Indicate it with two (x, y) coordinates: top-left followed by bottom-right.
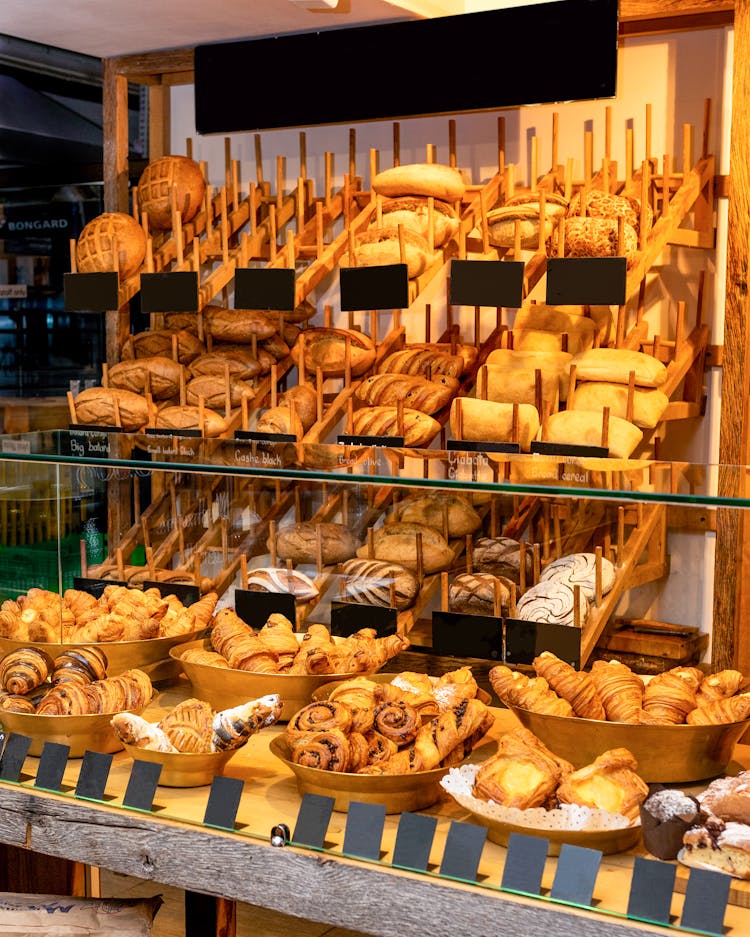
(486, 348), (573, 401)
(356, 522), (454, 574)
(372, 162), (466, 202)
(568, 189), (652, 236)
(163, 312), (199, 334)
(399, 493), (482, 537)
(378, 348), (465, 378)
(374, 196), (459, 247)
(129, 329), (204, 364)
(552, 216), (638, 265)
(245, 567), (319, 602)
(449, 398), (540, 451)
(75, 212), (147, 279)
(472, 537), (533, 585)
(107, 356), (183, 400)
(271, 522), (359, 566)
(339, 558), (420, 610)
(137, 155), (206, 229)
(74, 387), (152, 431)
(278, 384), (318, 431)
(189, 349), (267, 380)
(355, 373), (457, 414)
(347, 226), (433, 279)
(351, 406), (440, 448)
(486, 192), (568, 250)
(570, 348), (668, 388)
(205, 305), (278, 343)
(510, 306), (598, 356)
(516, 579), (589, 628)
(541, 409), (643, 459)
(155, 405), (228, 437)
(407, 342), (478, 374)
(291, 328), (376, 378)
(476, 363), (560, 410)
(259, 334), (290, 360)
(569, 381), (669, 429)
(185, 375), (254, 409)
(255, 405), (304, 437)
(449, 572), (513, 616)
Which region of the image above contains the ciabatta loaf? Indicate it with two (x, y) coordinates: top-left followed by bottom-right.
(569, 381), (669, 429)
(541, 409), (643, 459)
(449, 398), (540, 452)
(570, 348), (668, 388)
(372, 162), (466, 202)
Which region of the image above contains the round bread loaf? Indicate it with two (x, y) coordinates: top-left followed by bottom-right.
(540, 552), (616, 599)
(486, 192), (568, 250)
(76, 212), (147, 279)
(472, 537), (533, 585)
(107, 356), (183, 400)
(552, 216), (639, 265)
(372, 162), (466, 202)
(399, 493), (481, 538)
(449, 572), (513, 616)
(291, 328), (376, 378)
(74, 386), (152, 431)
(137, 155), (206, 230)
(568, 189), (652, 236)
(339, 558), (420, 610)
(348, 225), (432, 279)
(516, 579), (589, 628)
(155, 405), (228, 437)
(373, 196), (459, 247)
(277, 384), (318, 431)
(188, 350), (264, 381)
(271, 521), (359, 566)
(255, 405), (304, 438)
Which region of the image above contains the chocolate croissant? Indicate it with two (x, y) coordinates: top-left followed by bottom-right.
(0, 647), (55, 695)
(51, 647), (108, 686)
(211, 693), (283, 751)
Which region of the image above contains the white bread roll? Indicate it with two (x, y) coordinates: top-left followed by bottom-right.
(541, 409), (643, 459)
(476, 362), (559, 411)
(570, 348), (668, 388)
(449, 398), (540, 452)
(569, 381), (669, 429)
(514, 303), (613, 347)
(510, 306), (597, 356)
(486, 348), (573, 402)
(372, 162), (466, 202)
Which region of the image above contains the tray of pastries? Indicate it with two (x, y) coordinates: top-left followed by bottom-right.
(440, 726), (646, 856)
(270, 668), (495, 813)
(170, 610), (410, 721)
(0, 645), (153, 756)
(490, 654), (750, 782)
(0, 586), (217, 675)
(111, 693), (283, 787)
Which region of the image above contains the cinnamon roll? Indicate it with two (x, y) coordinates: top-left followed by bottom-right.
(290, 729), (351, 772)
(286, 700), (354, 743)
(372, 700), (420, 746)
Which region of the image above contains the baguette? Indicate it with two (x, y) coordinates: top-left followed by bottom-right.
(449, 398), (540, 452)
(378, 348), (465, 378)
(270, 521), (359, 566)
(205, 305), (278, 343)
(339, 558), (420, 610)
(372, 162), (466, 202)
(356, 522), (455, 574)
(107, 356), (183, 400)
(291, 328), (376, 378)
(374, 196), (459, 247)
(185, 375), (255, 409)
(570, 348), (667, 388)
(74, 387), (152, 431)
(128, 329), (204, 364)
(541, 409), (643, 459)
(346, 226), (433, 279)
(354, 373), (457, 414)
(155, 405), (228, 437)
(569, 381), (669, 429)
(351, 406), (440, 448)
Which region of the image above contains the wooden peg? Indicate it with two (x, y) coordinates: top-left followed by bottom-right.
(441, 571), (449, 611)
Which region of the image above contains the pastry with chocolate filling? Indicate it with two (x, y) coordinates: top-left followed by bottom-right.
(640, 787), (701, 860)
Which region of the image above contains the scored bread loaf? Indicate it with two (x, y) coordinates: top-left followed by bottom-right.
(127, 329), (204, 364)
(374, 196), (459, 247)
(570, 348), (668, 388)
(449, 572), (514, 616)
(189, 349), (269, 380)
(486, 192), (568, 249)
(255, 406), (303, 437)
(355, 373), (457, 414)
(371, 162), (466, 202)
(541, 409), (643, 459)
(408, 342), (478, 373)
(476, 363), (560, 410)
(107, 356), (183, 400)
(155, 405), (228, 437)
(379, 347), (465, 378)
(204, 305), (278, 343)
(137, 154), (206, 229)
(185, 375), (254, 409)
(74, 387), (152, 431)
(245, 567), (319, 602)
(270, 521), (359, 566)
(339, 558), (420, 610)
(569, 381), (670, 429)
(277, 384), (318, 431)
(356, 522), (454, 574)
(351, 406), (440, 448)
(291, 328), (376, 378)
(472, 537), (533, 585)
(486, 348), (573, 401)
(75, 211), (147, 279)
(399, 493), (482, 537)
(449, 398), (540, 452)
(346, 226), (433, 279)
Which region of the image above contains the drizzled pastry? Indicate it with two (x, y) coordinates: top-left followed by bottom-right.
(111, 711), (177, 753)
(211, 694), (283, 751)
(244, 567), (319, 602)
(640, 788), (700, 860)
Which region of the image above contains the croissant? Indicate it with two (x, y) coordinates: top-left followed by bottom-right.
(289, 729), (352, 772)
(70, 614), (125, 643)
(327, 678), (378, 733)
(556, 747), (649, 821)
(0, 692), (37, 713)
(533, 651), (606, 720)
(111, 711), (178, 752)
(641, 670), (697, 724)
(490, 665), (574, 717)
(210, 607), (255, 657)
(36, 683), (97, 715)
(686, 693), (750, 725)
(473, 727), (573, 809)
(433, 667), (480, 709)
(0, 647), (55, 695)
(180, 648), (231, 669)
(227, 634), (279, 673)
(211, 693), (283, 751)
(158, 698), (215, 753)
(51, 647), (108, 686)
(256, 613), (300, 670)
(286, 700), (354, 743)
(696, 670), (746, 705)
(63, 588), (100, 620)
(589, 660), (644, 723)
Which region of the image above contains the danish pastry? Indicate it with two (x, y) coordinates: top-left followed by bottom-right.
(556, 747), (649, 820)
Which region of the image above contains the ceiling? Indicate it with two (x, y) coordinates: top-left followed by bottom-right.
(0, 0), (466, 59)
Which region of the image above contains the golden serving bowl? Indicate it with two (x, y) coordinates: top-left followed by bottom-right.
(269, 734), (450, 814)
(0, 627), (209, 677)
(506, 703), (750, 783)
(0, 709), (130, 758)
(312, 673), (493, 707)
(170, 638), (379, 722)
(121, 743), (239, 787)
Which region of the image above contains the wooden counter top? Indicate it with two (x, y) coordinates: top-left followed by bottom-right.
(0, 678), (749, 937)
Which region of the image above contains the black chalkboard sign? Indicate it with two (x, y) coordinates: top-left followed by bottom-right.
(340, 265), (409, 312)
(449, 259), (524, 309)
(140, 271), (199, 312)
(234, 267), (295, 310)
(64, 271), (119, 312)
(546, 256), (627, 306)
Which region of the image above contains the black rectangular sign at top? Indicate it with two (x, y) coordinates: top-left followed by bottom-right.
(447, 439), (521, 454)
(140, 271), (199, 313)
(74, 577), (129, 598)
(234, 267), (295, 311)
(195, 1), (618, 133)
(64, 271), (119, 312)
(504, 618), (581, 669)
(340, 265), (409, 312)
(449, 259), (525, 309)
(546, 256), (627, 306)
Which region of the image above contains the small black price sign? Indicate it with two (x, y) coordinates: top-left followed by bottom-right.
(234, 267), (295, 310)
(140, 271), (199, 312)
(340, 265), (409, 311)
(546, 256), (627, 306)
(64, 271), (119, 312)
(449, 258), (524, 309)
